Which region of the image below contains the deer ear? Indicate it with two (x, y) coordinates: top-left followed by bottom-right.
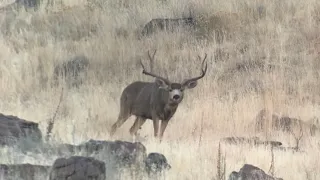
(185, 81), (198, 89)
(155, 78), (169, 89)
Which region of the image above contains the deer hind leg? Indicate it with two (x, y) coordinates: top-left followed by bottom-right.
(110, 108), (131, 137)
(129, 117), (146, 136)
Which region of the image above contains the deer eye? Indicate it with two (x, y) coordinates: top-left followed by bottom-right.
(169, 89), (173, 92)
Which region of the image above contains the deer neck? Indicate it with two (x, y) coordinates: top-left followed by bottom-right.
(165, 103), (178, 109)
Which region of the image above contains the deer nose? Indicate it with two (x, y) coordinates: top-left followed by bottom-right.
(173, 95), (180, 100)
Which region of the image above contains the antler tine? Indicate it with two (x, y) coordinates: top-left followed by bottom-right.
(182, 53), (208, 85)
(201, 53), (208, 68)
(140, 50), (170, 84)
(147, 49), (157, 72)
(139, 59), (146, 70)
(151, 49), (157, 59)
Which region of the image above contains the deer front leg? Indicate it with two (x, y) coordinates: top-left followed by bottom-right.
(153, 119), (160, 137)
(159, 120), (169, 142)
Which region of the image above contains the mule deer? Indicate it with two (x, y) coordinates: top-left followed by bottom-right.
(110, 50), (207, 141)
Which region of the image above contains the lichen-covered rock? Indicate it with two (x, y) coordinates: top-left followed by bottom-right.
(0, 163), (51, 180)
(43, 140), (147, 179)
(228, 164), (283, 180)
(47, 140), (170, 179)
(221, 136), (283, 147)
(0, 113), (42, 147)
(76, 139), (147, 168)
(49, 156), (106, 180)
(144, 152), (171, 176)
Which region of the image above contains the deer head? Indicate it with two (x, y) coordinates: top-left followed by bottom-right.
(140, 50), (208, 105)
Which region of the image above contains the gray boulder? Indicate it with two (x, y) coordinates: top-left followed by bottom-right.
(81, 139), (147, 166)
(49, 156), (106, 180)
(46, 139), (170, 179)
(0, 113), (42, 147)
(0, 139), (171, 179)
(37, 139), (148, 168)
(229, 164), (283, 180)
(144, 152), (171, 176)
(0, 163), (50, 180)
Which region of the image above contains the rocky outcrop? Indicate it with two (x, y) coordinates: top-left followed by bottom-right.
(54, 139), (147, 167)
(78, 139), (148, 173)
(49, 156), (106, 180)
(0, 139), (171, 179)
(141, 17), (196, 37)
(0, 113), (42, 147)
(0, 163), (51, 180)
(229, 164), (283, 180)
(144, 152), (171, 176)
(0, 112), (170, 179)
(42, 139), (170, 179)
(221, 136), (282, 147)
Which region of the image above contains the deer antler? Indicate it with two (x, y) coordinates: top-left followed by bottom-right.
(295, 121), (304, 149)
(147, 49), (157, 72)
(140, 50), (171, 85)
(289, 121), (304, 151)
(182, 53), (208, 86)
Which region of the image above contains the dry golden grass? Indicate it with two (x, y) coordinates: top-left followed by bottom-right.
(1, 0), (320, 179)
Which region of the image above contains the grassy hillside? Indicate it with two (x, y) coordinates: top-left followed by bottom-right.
(0, 0), (320, 179)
